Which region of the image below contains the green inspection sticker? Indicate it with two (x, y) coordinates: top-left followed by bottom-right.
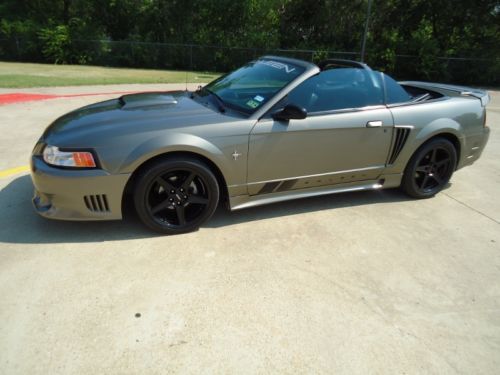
(246, 99), (260, 109)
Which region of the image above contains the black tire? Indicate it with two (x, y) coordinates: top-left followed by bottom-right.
(134, 157), (219, 234)
(401, 137), (457, 199)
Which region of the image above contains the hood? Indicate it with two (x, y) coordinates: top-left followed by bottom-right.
(42, 91), (233, 145)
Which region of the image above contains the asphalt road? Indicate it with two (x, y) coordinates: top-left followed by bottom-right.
(1, 85), (499, 374)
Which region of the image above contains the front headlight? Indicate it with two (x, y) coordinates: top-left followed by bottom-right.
(43, 145), (96, 168)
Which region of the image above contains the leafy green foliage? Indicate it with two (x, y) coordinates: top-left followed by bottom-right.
(0, 0), (498, 84)
(38, 25), (71, 64)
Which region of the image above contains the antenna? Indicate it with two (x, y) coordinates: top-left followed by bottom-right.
(360, 0), (373, 62)
(185, 44), (194, 92)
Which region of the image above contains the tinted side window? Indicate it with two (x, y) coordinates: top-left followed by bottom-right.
(383, 73), (412, 104)
(286, 68), (384, 113)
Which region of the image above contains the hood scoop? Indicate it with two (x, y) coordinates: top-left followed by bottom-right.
(119, 93), (178, 110)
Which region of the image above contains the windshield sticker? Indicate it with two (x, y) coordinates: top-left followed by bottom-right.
(254, 95), (264, 102)
(259, 60), (296, 73)
(246, 99), (260, 109)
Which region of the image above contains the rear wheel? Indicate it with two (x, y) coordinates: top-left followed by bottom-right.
(134, 157), (219, 234)
(401, 137), (457, 198)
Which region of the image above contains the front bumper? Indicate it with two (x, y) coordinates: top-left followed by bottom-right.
(31, 156), (131, 221)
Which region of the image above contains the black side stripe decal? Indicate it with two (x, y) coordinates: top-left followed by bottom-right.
(276, 179), (298, 192)
(257, 181), (281, 195)
(257, 179), (298, 195)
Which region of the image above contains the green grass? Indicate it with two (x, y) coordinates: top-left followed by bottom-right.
(0, 61), (220, 88)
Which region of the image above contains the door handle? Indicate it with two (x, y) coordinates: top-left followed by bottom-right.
(366, 120), (383, 128)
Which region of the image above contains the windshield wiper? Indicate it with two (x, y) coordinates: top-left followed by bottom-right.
(204, 88), (226, 113)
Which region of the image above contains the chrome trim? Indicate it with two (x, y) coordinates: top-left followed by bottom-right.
(386, 96), (449, 108)
(366, 120), (383, 128)
(228, 173), (403, 210)
(306, 105), (387, 117)
(231, 180), (384, 211)
(246, 165), (384, 186)
(257, 104), (389, 121)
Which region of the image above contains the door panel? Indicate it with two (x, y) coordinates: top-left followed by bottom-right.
(247, 108), (394, 195)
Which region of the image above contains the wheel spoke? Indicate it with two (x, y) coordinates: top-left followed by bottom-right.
(432, 173), (443, 185)
(175, 204), (186, 225)
(420, 175), (430, 189)
(151, 200), (170, 214)
(182, 172), (196, 190)
(415, 165), (428, 173)
(432, 149), (439, 162)
(189, 195), (209, 205)
(435, 158), (450, 168)
(156, 176), (175, 192)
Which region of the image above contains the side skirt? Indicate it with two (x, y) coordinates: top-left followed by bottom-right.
(229, 173), (403, 211)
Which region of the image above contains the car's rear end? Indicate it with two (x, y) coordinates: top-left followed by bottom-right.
(399, 81), (490, 169)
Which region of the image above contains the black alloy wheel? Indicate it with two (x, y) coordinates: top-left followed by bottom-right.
(134, 157), (219, 234)
(401, 137), (457, 198)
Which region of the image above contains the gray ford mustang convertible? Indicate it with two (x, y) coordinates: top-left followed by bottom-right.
(31, 56), (490, 234)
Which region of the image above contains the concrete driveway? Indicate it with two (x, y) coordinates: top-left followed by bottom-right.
(1, 85), (499, 374)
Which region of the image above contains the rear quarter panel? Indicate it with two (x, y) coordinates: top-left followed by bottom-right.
(385, 96), (485, 174)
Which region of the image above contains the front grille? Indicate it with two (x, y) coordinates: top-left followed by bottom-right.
(388, 127), (411, 164)
(84, 194), (110, 213)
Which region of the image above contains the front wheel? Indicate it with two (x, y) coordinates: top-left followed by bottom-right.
(401, 137), (457, 199)
(134, 157), (219, 234)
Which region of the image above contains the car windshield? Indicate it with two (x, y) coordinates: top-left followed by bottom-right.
(202, 59), (305, 114)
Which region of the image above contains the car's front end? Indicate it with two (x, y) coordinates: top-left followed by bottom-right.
(29, 91), (215, 222)
(31, 140), (130, 220)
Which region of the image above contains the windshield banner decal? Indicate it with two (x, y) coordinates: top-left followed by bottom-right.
(259, 60), (296, 74)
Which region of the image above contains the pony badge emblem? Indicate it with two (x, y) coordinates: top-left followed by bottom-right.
(232, 150), (242, 160)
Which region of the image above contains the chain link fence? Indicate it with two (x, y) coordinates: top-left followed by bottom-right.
(1, 38), (498, 86)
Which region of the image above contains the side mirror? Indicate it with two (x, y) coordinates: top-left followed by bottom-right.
(272, 104), (307, 121)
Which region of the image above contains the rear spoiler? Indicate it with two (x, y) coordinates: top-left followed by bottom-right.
(401, 81), (490, 107)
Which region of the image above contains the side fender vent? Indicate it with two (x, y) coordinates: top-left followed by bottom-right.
(84, 194), (110, 213)
(388, 127), (411, 164)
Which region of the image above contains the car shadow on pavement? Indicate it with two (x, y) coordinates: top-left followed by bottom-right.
(0, 174), (415, 244)
(207, 187), (412, 229)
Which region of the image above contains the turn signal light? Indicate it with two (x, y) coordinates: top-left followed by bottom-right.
(72, 152), (96, 167)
